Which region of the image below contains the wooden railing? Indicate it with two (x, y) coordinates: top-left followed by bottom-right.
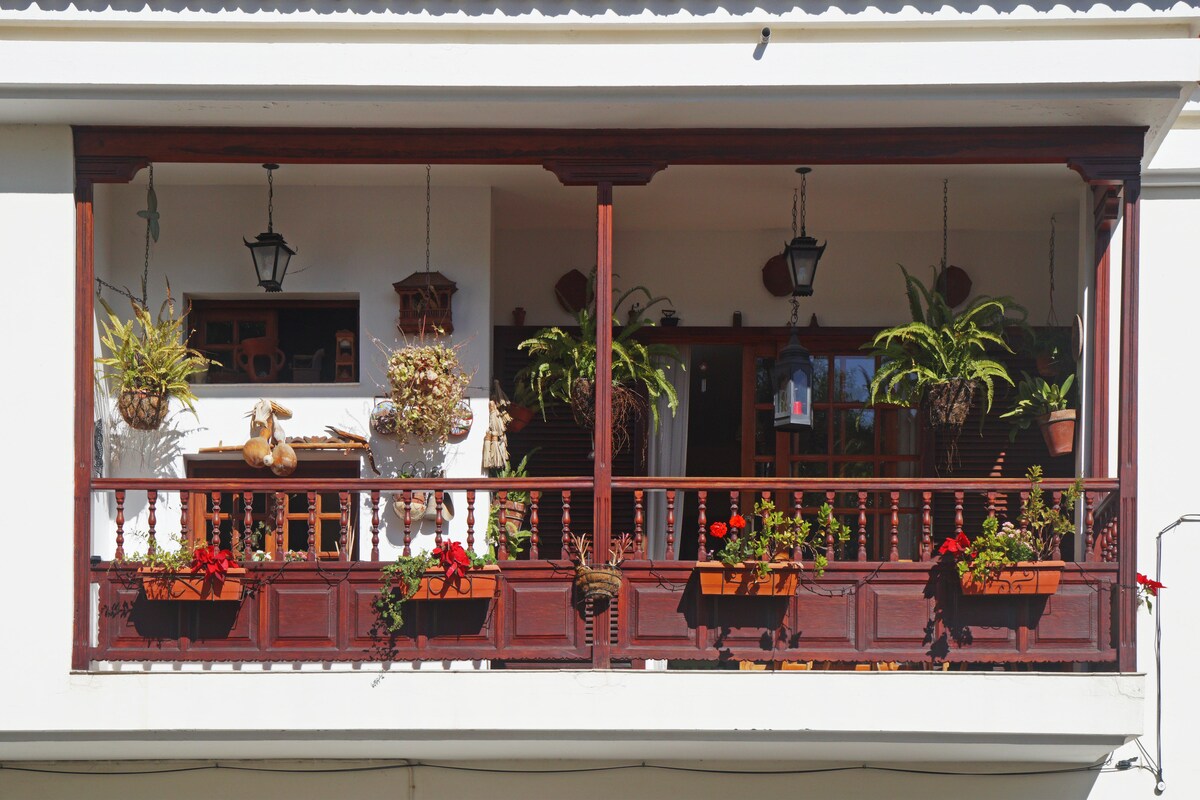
(86, 476), (1127, 669)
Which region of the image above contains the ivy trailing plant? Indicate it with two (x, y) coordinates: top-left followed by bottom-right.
(516, 273), (682, 453)
(374, 544), (497, 634)
(709, 500), (850, 578)
(385, 336), (471, 445)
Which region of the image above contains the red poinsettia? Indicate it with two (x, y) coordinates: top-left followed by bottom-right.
(729, 514), (747, 531)
(1137, 573), (1166, 596)
(938, 532), (972, 556)
(709, 522), (729, 539)
(190, 545), (236, 583)
(433, 541), (471, 581)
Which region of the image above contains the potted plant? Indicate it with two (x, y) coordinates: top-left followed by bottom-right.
(374, 542), (498, 634)
(939, 466), (1081, 595)
(695, 501), (849, 596)
(96, 291), (214, 431)
(999, 372), (1076, 457)
(1033, 327), (1072, 378)
(517, 274), (682, 453)
(866, 266), (1020, 432)
(567, 533), (634, 601)
(491, 450), (538, 526)
(126, 538), (245, 601)
(385, 337), (471, 445)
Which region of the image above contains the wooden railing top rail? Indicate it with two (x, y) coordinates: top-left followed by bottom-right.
(613, 477), (1119, 492)
(90, 477), (595, 492)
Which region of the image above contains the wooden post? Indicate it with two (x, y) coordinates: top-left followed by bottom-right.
(593, 181), (614, 669)
(1117, 177), (1140, 672)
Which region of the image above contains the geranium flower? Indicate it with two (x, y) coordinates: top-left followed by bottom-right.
(1137, 573), (1165, 596)
(938, 533), (971, 556)
(190, 545), (235, 582)
(709, 522), (728, 539)
(729, 515), (747, 530)
(433, 541), (470, 581)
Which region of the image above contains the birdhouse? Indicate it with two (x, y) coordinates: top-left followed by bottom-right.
(393, 271), (457, 336)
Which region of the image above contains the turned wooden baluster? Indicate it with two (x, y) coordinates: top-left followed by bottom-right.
(1018, 491), (1030, 535)
(889, 491), (900, 562)
(954, 491), (965, 541)
(370, 490), (381, 561)
(1051, 490), (1063, 561)
(402, 490), (413, 557)
(497, 490), (509, 561)
(339, 491), (350, 562)
(180, 491), (190, 550)
(825, 490), (837, 561)
(562, 490), (572, 549)
(306, 490), (317, 561)
(210, 491), (221, 548)
(761, 490), (771, 523)
(231, 492), (243, 558)
(1109, 520), (1119, 562)
(114, 489), (126, 561)
(856, 491), (868, 562)
(1084, 492), (1095, 563)
(529, 490), (540, 560)
(466, 490), (476, 555)
(633, 490), (645, 558)
(920, 491), (933, 562)
(242, 491), (253, 560)
(665, 490), (676, 560)
(729, 490), (739, 522)
(792, 491), (803, 561)
(434, 489), (445, 546)
(986, 491), (997, 519)
(697, 490), (708, 562)
(274, 492), (285, 561)
(146, 489), (158, 557)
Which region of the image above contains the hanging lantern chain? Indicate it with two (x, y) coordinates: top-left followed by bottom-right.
(140, 163), (154, 306)
(266, 165), (275, 234)
(791, 186), (799, 239)
(425, 164), (432, 275)
(788, 296), (800, 328)
(1047, 214), (1059, 326)
(800, 170), (808, 237)
(941, 178), (949, 272)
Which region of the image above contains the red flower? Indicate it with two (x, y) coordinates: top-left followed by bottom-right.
(709, 522), (728, 539)
(938, 533), (971, 556)
(729, 515), (747, 530)
(190, 545), (235, 583)
(433, 541), (470, 581)
(1137, 573), (1166, 596)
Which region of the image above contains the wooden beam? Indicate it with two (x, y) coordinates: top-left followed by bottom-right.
(593, 181), (614, 670)
(74, 125), (1146, 167)
(73, 178), (95, 671)
(1116, 177), (1141, 673)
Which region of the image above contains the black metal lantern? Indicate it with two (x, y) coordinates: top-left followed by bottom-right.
(782, 167), (827, 297)
(244, 164), (295, 292)
(774, 327), (814, 430)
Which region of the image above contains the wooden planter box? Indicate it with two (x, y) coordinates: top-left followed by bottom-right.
(695, 561), (800, 597)
(409, 564), (500, 601)
(138, 567), (246, 601)
(960, 561), (1064, 596)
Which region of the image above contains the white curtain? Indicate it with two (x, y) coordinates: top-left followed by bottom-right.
(646, 345), (691, 559)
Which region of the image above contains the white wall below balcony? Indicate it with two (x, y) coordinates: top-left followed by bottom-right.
(94, 181), (493, 560)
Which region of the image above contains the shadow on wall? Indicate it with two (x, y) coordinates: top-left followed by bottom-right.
(0, 0), (1180, 16)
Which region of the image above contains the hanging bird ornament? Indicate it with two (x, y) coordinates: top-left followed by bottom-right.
(137, 179), (160, 243)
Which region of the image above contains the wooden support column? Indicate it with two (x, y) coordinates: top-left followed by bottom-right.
(1116, 176), (1140, 672)
(1089, 186), (1120, 478)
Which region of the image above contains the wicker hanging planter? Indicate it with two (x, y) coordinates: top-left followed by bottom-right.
(568, 379), (644, 454)
(118, 389), (169, 431)
(925, 379), (975, 428)
(575, 565), (622, 601)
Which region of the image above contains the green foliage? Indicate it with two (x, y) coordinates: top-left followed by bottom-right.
(485, 503), (531, 561)
(490, 449), (539, 504)
(95, 290), (214, 414)
(375, 553), (435, 633)
(516, 274), (682, 432)
(116, 532), (198, 572)
(865, 266), (1020, 415)
(999, 372), (1075, 440)
(717, 500), (849, 578)
(386, 339), (471, 445)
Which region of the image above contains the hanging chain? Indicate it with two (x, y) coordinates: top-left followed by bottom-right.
(266, 165), (275, 234)
(1047, 214), (1059, 326)
(940, 178), (949, 271)
(799, 171), (808, 237)
(791, 186), (799, 239)
(425, 164), (432, 274)
(788, 296), (800, 328)
(141, 163), (153, 305)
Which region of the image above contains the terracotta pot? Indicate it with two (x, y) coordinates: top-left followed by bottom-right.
(408, 564), (499, 601)
(1037, 410), (1076, 457)
(925, 380), (975, 428)
(506, 404), (536, 433)
(574, 565), (622, 600)
(960, 561), (1064, 596)
(1035, 353), (1063, 379)
(695, 561), (800, 596)
(118, 389), (169, 431)
(138, 567), (246, 601)
(502, 498), (528, 526)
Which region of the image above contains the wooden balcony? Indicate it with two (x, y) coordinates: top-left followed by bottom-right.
(88, 476), (1126, 669)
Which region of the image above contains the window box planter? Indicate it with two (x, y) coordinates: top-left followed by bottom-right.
(409, 564), (499, 601)
(138, 567), (246, 601)
(959, 561), (1064, 596)
(695, 561), (800, 597)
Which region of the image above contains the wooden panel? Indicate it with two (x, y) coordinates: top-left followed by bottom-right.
(793, 588), (855, 646)
(1031, 585), (1097, 648)
(627, 582), (695, 645)
(268, 584), (338, 649)
(505, 583), (578, 648)
(863, 584), (935, 648)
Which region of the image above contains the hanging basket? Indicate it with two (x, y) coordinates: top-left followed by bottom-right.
(118, 389), (169, 431)
(568, 379), (644, 454)
(1037, 410), (1076, 457)
(925, 380), (975, 429)
(574, 565), (622, 601)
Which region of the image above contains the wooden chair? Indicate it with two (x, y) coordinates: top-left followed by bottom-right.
(233, 336), (286, 383)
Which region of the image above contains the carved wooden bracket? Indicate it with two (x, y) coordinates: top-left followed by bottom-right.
(543, 160), (667, 187)
(1093, 185), (1122, 239)
(1068, 156), (1141, 187)
(75, 155), (150, 185)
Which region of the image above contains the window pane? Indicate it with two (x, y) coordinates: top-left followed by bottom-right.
(788, 408), (827, 454)
(205, 320), (233, 345)
(835, 461), (875, 479)
(754, 357), (775, 404)
(880, 408), (920, 456)
(834, 409), (874, 456)
(239, 320), (268, 341)
(833, 356), (874, 403)
(791, 460), (827, 478)
(812, 356), (830, 403)
(754, 410), (776, 456)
